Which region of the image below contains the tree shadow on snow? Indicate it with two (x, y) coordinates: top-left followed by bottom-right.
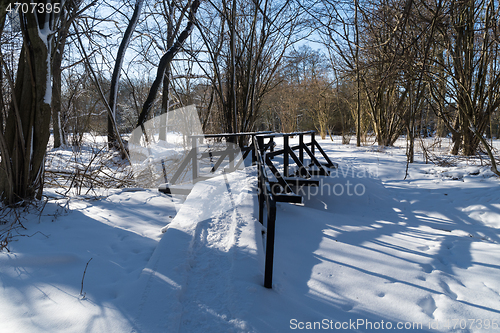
(0, 194), (179, 333)
(257, 163), (500, 332)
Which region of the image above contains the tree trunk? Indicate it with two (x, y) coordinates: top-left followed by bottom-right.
(51, 28), (67, 148)
(0, 1), (9, 129)
(108, 0), (144, 148)
(355, 0), (361, 147)
(0, 7), (56, 204)
(136, 0), (200, 131)
(159, 1), (174, 141)
(159, 69), (171, 141)
(51, 0), (94, 148)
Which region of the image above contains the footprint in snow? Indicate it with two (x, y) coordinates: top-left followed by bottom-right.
(439, 280), (458, 300)
(340, 303), (354, 312)
(443, 241), (454, 250)
(417, 296), (437, 319)
(420, 263), (434, 273)
(438, 256), (450, 266)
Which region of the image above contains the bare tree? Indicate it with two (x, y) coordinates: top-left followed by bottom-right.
(136, 0), (200, 131)
(107, 0), (144, 149)
(195, 0), (305, 142)
(52, 0), (96, 148)
(310, 0), (415, 147)
(132, 0), (193, 140)
(426, 0), (500, 174)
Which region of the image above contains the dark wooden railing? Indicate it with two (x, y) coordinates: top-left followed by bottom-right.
(254, 131), (337, 200)
(252, 131), (337, 288)
(254, 136), (277, 289)
(167, 132), (271, 186)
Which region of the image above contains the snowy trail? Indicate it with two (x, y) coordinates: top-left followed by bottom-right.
(121, 169), (263, 333)
(177, 173), (250, 332)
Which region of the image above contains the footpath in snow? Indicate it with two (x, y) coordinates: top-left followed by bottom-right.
(119, 169), (265, 332)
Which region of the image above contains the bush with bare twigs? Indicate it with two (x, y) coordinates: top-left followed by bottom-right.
(45, 141), (136, 196)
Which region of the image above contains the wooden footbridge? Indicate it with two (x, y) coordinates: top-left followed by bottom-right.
(159, 131), (336, 201)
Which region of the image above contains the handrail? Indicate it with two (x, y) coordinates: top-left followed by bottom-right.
(170, 132), (269, 185)
(254, 130), (315, 139)
(188, 131), (272, 139)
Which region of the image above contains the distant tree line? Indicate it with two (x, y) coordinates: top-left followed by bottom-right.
(309, 0), (500, 173)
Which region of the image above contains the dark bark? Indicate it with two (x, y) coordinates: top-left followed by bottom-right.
(0, 0), (8, 34)
(0, 1), (8, 130)
(355, 0), (360, 147)
(137, 0), (200, 129)
(108, 0), (144, 148)
(0, 4), (59, 204)
(159, 0), (175, 141)
(51, 20), (67, 148)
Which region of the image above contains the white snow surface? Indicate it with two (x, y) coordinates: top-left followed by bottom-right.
(1, 137), (500, 333)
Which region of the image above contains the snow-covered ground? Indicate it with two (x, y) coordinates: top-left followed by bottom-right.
(1, 136), (499, 332)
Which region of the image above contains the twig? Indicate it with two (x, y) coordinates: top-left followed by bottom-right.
(80, 258), (93, 298)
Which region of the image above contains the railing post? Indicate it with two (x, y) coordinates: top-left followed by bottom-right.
(192, 136), (198, 181)
(311, 132), (315, 157)
(269, 137), (274, 159)
(257, 136), (264, 159)
(228, 138), (235, 171)
(299, 133), (304, 164)
(264, 205), (276, 289)
(284, 135), (289, 177)
(258, 184), (264, 224)
(255, 138), (264, 223)
(252, 136), (257, 166)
